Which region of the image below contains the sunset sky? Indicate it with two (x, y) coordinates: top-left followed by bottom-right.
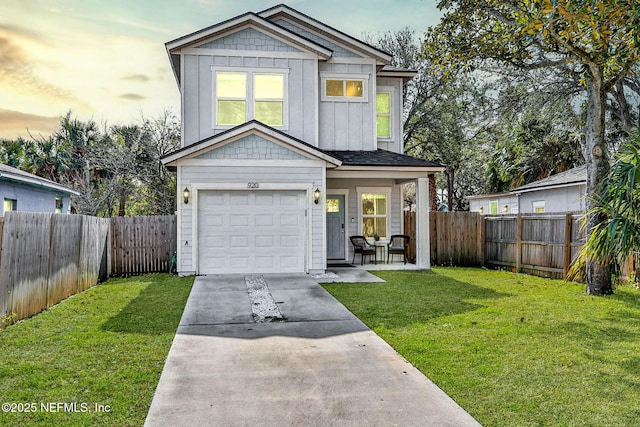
(0, 0), (442, 140)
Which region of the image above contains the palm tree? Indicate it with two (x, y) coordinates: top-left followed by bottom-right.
(581, 132), (640, 280)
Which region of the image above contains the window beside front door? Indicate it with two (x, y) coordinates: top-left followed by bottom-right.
(214, 69), (287, 127)
(3, 198), (16, 215)
(361, 193), (388, 240)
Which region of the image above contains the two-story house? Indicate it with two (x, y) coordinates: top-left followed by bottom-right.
(161, 4), (444, 275)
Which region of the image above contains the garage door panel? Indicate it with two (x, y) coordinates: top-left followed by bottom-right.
(230, 215), (249, 226)
(230, 194), (249, 205)
(255, 235), (274, 247)
(280, 213), (300, 226)
(230, 235), (250, 248)
(198, 190), (306, 274)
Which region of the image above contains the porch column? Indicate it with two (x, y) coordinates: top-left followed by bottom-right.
(415, 177), (431, 269)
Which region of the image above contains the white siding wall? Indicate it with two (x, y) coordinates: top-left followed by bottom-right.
(178, 163), (325, 274)
(318, 62), (377, 151)
(519, 185), (585, 213)
(327, 178), (402, 262)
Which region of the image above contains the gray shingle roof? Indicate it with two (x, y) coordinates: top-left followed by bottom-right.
(325, 150), (443, 168)
(511, 165), (587, 192)
(0, 163), (79, 195)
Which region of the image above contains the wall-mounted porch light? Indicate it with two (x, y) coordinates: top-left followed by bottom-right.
(479, 206), (484, 214)
(313, 188), (321, 204)
(503, 205), (509, 213)
(183, 187), (190, 204)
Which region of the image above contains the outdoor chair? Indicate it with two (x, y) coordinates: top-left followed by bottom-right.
(350, 235), (376, 265)
(387, 234), (410, 264)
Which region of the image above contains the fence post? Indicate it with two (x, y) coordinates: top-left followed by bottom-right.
(563, 213), (573, 279)
(479, 214), (485, 266)
(516, 214), (523, 273)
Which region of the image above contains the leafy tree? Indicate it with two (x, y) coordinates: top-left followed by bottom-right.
(424, 0), (640, 295)
(580, 132), (640, 279)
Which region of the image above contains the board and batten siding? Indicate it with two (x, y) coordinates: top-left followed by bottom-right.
(318, 62), (377, 151)
(181, 52), (318, 147)
(178, 162), (325, 274)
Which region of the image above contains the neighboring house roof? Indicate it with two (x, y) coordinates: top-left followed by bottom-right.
(326, 150), (444, 168)
(511, 165), (587, 194)
(466, 192), (516, 201)
(0, 163), (80, 195)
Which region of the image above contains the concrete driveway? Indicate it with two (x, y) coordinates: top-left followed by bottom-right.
(145, 274), (480, 426)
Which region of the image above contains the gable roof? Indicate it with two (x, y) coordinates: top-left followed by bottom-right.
(258, 4), (393, 64)
(0, 163), (80, 195)
(161, 120), (342, 167)
(165, 11), (333, 85)
(511, 165), (587, 193)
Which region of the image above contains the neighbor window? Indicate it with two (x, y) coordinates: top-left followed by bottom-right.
(215, 69), (287, 127)
(55, 197), (63, 214)
(361, 193), (387, 240)
(533, 201), (545, 213)
(3, 198), (16, 215)
(489, 200), (499, 215)
(376, 92), (391, 138)
(321, 73), (369, 102)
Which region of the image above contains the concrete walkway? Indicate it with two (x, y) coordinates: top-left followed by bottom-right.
(145, 274), (480, 427)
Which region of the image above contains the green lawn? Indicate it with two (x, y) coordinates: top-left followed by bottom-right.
(323, 267), (640, 426)
(0, 274), (193, 427)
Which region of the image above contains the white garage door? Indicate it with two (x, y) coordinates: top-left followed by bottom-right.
(198, 190), (307, 274)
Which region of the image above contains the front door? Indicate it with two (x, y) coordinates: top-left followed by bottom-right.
(326, 195), (345, 260)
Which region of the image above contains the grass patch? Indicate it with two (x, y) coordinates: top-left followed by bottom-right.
(0, 274), (193, 426)
(323, 267), (640, 426)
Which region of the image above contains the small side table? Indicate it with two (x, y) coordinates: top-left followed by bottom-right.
(373, 241), (386, 264)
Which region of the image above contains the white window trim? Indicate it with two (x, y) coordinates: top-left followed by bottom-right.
(212, 67), (289, 130)
(356, 186), (391, 242)
(533, 200), (546, 213)
(376, 86), (395, 142)
(321, 72), (370, 102)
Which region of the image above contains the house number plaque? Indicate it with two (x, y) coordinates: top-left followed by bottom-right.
(247, 182), (259, 189)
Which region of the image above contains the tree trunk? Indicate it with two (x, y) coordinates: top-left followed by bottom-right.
(584, 69), (613, 295)
(118, 188), (127, 217)
(447, 168), (454, 211)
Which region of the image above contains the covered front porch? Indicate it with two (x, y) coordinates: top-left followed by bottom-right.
(322, 150), (444, 272)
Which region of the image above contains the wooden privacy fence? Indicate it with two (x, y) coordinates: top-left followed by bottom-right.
(404, 211), (592, 280)
(0, 212), (176, 325)
(111, 215), (177, 275)
(484, 213), (585, 279)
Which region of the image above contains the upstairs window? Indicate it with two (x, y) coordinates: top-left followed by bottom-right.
(214, 69), (287, 128)
(376, 92), (391, 139)
(216, 72), (247, 125)
(321, 73), (369, 102)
